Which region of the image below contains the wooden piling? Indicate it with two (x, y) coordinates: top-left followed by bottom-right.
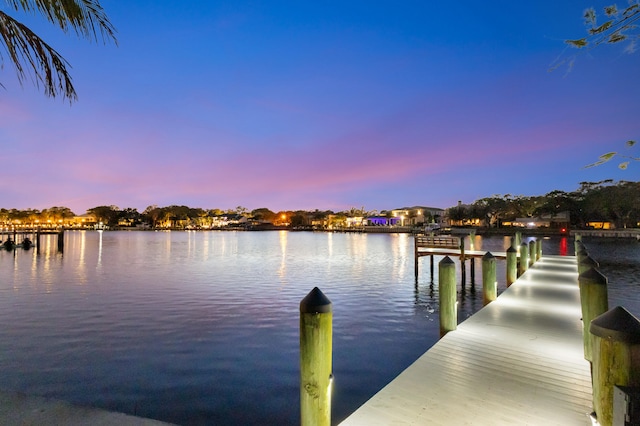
(578, 268), (609, 362)
(577, 248), (588, 265)
(590, 307), (640, 426)
(574, 234), (582, 256)
(578, 255), (599, 275)
(506, 246), (517, 287)
(528, 239), (536, 266)
(414, 237), (419, 281)
(300, 287), (333, 426)
(515, 231), (522, 248)
(519, 242), (528, 276)
(57, 229), (64, 252)
(430, 255), (434, 282)
(439, 256), (457, 337)
(470, 258), (475, 284)
(482, 252), (496, 305)
(459, 239), (466, 285)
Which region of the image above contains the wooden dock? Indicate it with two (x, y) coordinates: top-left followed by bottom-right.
(340, 255), (593, 425)
(414, 235), (513, 282)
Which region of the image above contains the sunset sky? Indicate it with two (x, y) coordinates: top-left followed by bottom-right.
(1, 0), (639, 215)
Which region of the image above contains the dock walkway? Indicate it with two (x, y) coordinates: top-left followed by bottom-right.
(341, 255), (593, 425)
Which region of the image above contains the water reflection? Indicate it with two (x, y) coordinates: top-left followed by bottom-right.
(97, 230), (103, 267)
(278, 230), (287, 281)
(0, 231), (637, 426)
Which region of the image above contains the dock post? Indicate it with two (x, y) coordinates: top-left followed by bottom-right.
(300, 287), (332, 426)
(578, 255), (599, 275)
(439, 256), (457, 337)
(574, 234), (582, 256)
(515, 231), (522, 248)
(506, 246), (517, 287)
(482, 252), (496, 305)
(536, 238), (542, 260)
(459, 238), (466, 285)
(57, 228), (65, 252)
(578, 268), (609, 362)
(36, 227), (41, 253)
(577, 246), (588, 264)
(519, 242), (528, 276)
(470, 258), (475, 284)
(590, 307), (640, 426)
(430, 255), (434, 282)
(528, 239), (536, 266)
(414, 236), (419, 281)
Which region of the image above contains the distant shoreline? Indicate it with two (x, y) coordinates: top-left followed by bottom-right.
(71, 226), (640, 239)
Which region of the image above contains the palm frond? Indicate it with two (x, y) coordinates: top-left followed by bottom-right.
(0, 11), (76, 101)
(3, 0), (117, 44)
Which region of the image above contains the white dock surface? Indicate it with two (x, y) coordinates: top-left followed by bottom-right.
(340, 255), (593, 425)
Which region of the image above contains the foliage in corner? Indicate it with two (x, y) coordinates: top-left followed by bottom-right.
(550, 2), (640, 72)
(553, 3), (639, 169)
(585, 140), (638, 169)
(0, 0), (117, 102)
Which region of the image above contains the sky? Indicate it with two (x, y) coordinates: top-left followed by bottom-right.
(1, 0), (639, 215)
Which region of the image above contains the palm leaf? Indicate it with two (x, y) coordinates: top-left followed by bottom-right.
(3, 0), (117, 44)
(0, 11), (76, 100)
(566, 38), (588, 48)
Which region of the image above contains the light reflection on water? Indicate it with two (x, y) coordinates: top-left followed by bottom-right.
(0, 231), (638, 425)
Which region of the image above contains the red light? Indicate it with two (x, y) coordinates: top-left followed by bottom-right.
(561, 228), (566, 232)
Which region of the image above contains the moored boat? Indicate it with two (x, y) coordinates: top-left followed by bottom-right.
(3, 239), (15, 250)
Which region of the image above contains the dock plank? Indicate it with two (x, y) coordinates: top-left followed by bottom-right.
(340, 256), (592, 425)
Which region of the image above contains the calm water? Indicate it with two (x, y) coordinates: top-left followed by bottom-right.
(0, 231), (638, 425)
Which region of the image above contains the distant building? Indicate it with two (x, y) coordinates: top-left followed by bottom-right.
(365, 216), (401, 226)
(507, 211), (570, 229)
(389, 206), (445, 227)
(71, 214), (97, 228)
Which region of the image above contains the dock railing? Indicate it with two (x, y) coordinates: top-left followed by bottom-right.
(414, 234), (461, 249)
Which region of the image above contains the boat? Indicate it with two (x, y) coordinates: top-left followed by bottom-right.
(21, 237), (33, 249)
(3, 239), (16, 250)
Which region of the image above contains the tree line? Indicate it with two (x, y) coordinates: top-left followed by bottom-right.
(0, 180), (638, 229)
(450, 180), (639, 229)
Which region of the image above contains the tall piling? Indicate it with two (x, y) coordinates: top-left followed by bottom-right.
(528, 239), (536, 266)
(590, 307), (640, 426)
(482, 252), (496, 305)
(506, 246), (517, 287)
(578, 267), (609, 362)
(519, 242), (528, 276)
(439, 256), (457, 337)
(300, 287), (333, 426)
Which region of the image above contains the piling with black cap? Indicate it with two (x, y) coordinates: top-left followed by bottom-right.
(578, 255), (599, 275)
(482, 252), (496, 305)
(574, 234), (582, 256)
(506, 246), (517, 287)
(528, 239), (536, 266)
(439, 256), (457, 337)
(590, 307), (640, 426)
(578, 268), (609, 362)
(300, 287), (332, 426)
(519, 242), (528, 276)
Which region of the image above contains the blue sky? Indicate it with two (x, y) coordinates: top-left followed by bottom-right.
(1, 0), (639, 214)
